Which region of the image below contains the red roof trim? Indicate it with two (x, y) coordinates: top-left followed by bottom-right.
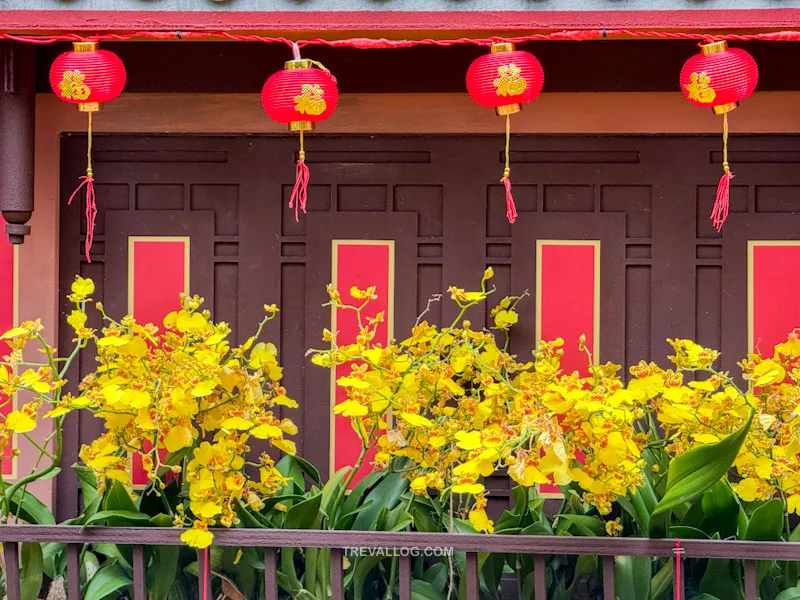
(2, 9), (800, 34)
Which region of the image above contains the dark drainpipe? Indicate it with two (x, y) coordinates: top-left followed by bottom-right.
(0, 41), (35, 244)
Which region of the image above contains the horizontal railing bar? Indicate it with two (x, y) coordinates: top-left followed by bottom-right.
(2, 526), (800, 560)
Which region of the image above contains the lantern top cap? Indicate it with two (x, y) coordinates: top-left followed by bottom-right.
(285, 58), (313, 70)
(700, 40), (728, 55)
(490, 42), (515, 54)
(72, 41), (99, 52)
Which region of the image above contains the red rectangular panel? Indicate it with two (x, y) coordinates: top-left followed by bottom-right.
(536, 241), (599, 495)
(130, 239), (189, 328)
(332, 242), (393, 489)
(537, 242), (599, 375)
(0, 239), (15, 477)
(129, 238), (189, 486)
(751, 243), (800, 353)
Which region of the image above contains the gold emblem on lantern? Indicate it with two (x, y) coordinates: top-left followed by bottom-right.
(59, 70), (91, 101)
(685, 72), (717, 103)
(294, 83), (327, 116)
(493, 63), (527, 97)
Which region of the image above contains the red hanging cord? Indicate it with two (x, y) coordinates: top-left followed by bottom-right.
(674, 539), (684, 600)
(287, 41), (311, 222)
(202, 546), (209, 600)
(67, 111), (97, 263)
(710, 112), (733, 232)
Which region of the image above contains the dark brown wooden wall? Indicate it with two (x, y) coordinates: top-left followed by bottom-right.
(57, 133), (800, 518)
(34, 41), (800, 94)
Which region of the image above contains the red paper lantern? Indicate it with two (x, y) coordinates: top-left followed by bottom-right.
(49, 41), (126, 262)
(680, 41), (758, 231)
(466, 43), (544, 224)
(262, 55), (339, 220)
(467, 44), (544, 112)
(49, 42), (126, 110)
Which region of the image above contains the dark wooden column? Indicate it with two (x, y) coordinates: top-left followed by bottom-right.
(0, 41), (35, 244)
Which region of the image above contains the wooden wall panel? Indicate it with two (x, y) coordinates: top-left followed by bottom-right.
(57, 133), (800, 518)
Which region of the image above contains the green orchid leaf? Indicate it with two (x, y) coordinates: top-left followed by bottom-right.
(82, 564), (132, 600)
(614, 556), (651, 600)
(8, 488), (55, 525)
(650, 559), (674, 600)
(652, 411), (753, 517)
(147, 545), (180, 600)
(285, 493), (322, 530)
(745, 498), (783, 541)
(82, 509), (151, 527)
(556, 514), (606, 537)
(352, 472), (408, 531)
(20, 542), (44, 600)
(700, 480), (738, 538)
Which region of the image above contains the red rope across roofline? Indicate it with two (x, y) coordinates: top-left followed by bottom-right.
(5, 28), (800, 47)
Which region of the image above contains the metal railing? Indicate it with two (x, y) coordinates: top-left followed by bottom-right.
(3, 525), (800, 600)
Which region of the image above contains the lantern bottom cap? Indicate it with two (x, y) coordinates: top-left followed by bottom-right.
(78, 102), (102, 113)
(496, 104), (521, 116)
(289, 121), (315, 132)
(712, 102), (738, 115)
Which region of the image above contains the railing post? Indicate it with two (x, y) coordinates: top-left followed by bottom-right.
(264, 548), (278, 600)
(132, 545), (146, 600)
(330, 547), (344, 600)
(744, 560), (757, 600)
(465, 552), (479, 600)
(534, 555), (547, 599)
(399, 553), (411, 600)
(603, 555), (615, 599)
(66, 543), (81, 600)
(3, 541), (20, 600)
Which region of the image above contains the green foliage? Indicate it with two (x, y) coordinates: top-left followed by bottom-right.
(653, 411), (753, 518)
(7, 488), (55, 525)
(83, 564), (132, 600)
(615, 555), (652, 600)
(20, 543), (43, 600)
(6, 277), (800, 600)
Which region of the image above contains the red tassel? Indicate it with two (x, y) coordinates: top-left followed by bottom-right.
(289, 158), (310, 222)
(710, 169), (733, 232)
(68, 175), (97, 263)
(501, 175), (517, 224)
